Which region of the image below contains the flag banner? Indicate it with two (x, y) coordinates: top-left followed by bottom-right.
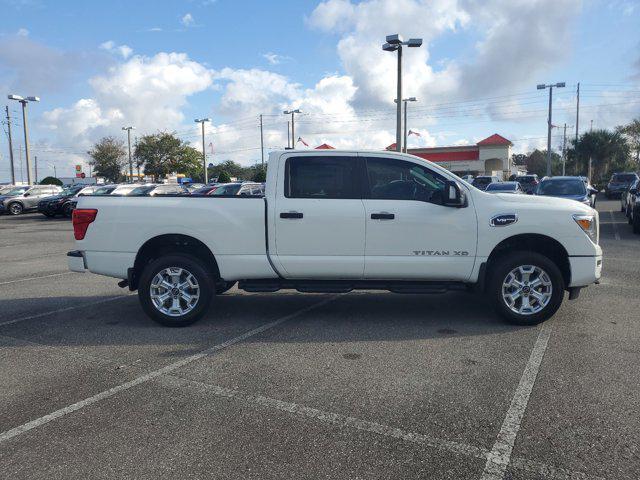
(408, 130), (421, 137)
(297, 137), (309, 147)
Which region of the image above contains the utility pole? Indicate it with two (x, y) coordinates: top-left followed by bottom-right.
(259, 114), (264, 168)
(194, 118), (211, 183)
(562, 124), (568, 176)
(283, 109), (301, 149)
(590, 119), (593, 131)
(122, 126), (134, 183)
(537, 82), (565, 176)
(4, 106), (16, 184)
(396, 97), (417, 153)
(135, 136), (140, 180)
(19, 145), (23, 183)
(34, 155), (38, 183)
(287, 121), (290, 148)
(575, 82), (580, 144)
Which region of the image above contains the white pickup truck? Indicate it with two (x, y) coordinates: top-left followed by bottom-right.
(68, 150), (602, 327)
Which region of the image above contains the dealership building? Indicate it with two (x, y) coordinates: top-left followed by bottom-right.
(388, 133), (515, 178)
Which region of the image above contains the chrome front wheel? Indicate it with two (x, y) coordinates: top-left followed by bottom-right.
(150, 267), (201, 317)
(501, 265), (553, 315)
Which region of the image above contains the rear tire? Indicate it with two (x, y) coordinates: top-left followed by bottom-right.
(138, 254), (214, 327)
(488, 251), (564, 326)
(62, 202), (73, 218)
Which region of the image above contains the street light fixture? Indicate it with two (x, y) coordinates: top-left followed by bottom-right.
(194, 118), (211, 183)
(395, 97), (418, 153)
(8, 93), (39, 185)
(283, 109), (301, 149)
(536, 82), (565, 176)
(122, 126), (135, 183)
(382, 34), (423, 152)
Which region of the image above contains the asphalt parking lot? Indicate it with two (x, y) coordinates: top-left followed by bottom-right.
(0, 197), (638, 480)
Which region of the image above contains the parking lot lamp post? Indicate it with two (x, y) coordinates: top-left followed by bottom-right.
(195, 118), (211, 183)
(8, 94), (39, 185)
(122, 126), (135, 183)
(536, 82), (565, 176)
(395, 97), (417, 153)
(283, 109), (301, 149)
(383, 35), (422, 152)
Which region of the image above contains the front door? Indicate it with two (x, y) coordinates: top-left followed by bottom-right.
(361, 154), (477, 280)
(273, 154), (365, 278)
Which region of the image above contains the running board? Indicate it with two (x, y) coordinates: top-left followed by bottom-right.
(238, 279), (468, 294)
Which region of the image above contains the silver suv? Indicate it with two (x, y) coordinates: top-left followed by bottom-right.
(0, 185), (63, 215)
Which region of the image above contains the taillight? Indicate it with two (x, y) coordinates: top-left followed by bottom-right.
(72, 209), (98, 240)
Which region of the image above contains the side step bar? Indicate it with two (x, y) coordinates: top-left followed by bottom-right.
(238, 279), (468, 295)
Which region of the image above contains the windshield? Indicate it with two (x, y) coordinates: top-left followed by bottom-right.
(515, 176), (537, 184)
(611, 174), (637, 183)
(129, 186), (156, 196)
(210, 184), (242, 195)
(537, 179), (586, 196)
(61, 187), (81, 196)
(487, 183), (517, 191)
(93, 187), (116, 195)
(4, 187), (30, 196)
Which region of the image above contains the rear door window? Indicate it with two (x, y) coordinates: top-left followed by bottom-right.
(286, 156), (361, 199)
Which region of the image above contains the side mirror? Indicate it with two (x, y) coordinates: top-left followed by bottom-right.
(443, 181), (466, 207)
(23, 192), (30, 197)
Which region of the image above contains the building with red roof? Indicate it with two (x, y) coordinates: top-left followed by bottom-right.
(387, 134), (514, 177)
(315, 143), (335, 150)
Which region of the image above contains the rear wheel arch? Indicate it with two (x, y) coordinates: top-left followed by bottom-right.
(484, 234), (571, 289)
(132, 234), (220, 290)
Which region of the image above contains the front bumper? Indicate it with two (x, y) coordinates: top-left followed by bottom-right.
(67, 250), (87, 272)
(569, 254), (602, 287)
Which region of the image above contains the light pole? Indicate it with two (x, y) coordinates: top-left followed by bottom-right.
(283, 109), (301, 149)
(122, 126), (135, 183)
(194, 118), (211, 183)
(4, 106), (16, 184)
(383, 35), (422, 152)
(395, 97), (417, 153)
(8, 94), (39, 185)
(536, 82), (565, 176)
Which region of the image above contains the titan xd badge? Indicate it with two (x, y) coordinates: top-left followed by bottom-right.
(490, 214), (518, 227)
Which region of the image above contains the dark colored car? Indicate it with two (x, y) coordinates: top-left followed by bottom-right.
(513, 174), (539, 194)
(627, 181), (640, 234)
(471, 176), (502, 191)
(485, 181), (524, 194)
(190, 184), (220, 195)
(605, 172), (639, 199)
(535, 176), (596, 207)
(37, 185), (85, 217)
(66, 185), (119, 216)
(621, 178), (639, 217)
(128, 184), (190, 196)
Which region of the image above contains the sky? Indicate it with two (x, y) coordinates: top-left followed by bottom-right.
(0, 0), (639, 182)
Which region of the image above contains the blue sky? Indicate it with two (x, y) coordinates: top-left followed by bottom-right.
(1, 0), (639, 181)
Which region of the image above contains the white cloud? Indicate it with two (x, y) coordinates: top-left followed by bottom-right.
(17, 28), (29, 36)
(181, 13), (195, 27)
(100, 40), (133, 59)
(263, 52), (291, 65)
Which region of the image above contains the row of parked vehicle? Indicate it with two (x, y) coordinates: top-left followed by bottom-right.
(466, 174), (599, 208)
(0, 181), (266, 217)
(618, 174), (640, 234)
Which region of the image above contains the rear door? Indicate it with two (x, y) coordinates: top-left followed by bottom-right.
(361, 154), (477, 280)
(272, 154), (366, 278)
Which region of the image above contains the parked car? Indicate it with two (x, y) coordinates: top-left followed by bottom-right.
(184, 183), (206, 192)
(605, 172), (639, 199)
(37, 185), (85, 217)
(108, 184), (145, 196)
(485, 181), (524, 194)
(627, 182), (640, 234)
(67, 185), (119, 216)
(128, 184), (189, 196)
(621, 178), (639, 217)
(459, 174), (474, 184)
(69, 150), (601, 328)
(0, 185), (18, 195)
(535, 176), (596, 207)
(209, 182), (265, 196)
(0, 185), (63, 215)
(191, 184), (220, 195)
(471, 175), (502, 191)
(513, 175), (539, 194)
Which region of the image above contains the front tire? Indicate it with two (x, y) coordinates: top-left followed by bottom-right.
(488, 251), (564, 326)
(8, 202), (23, 215)
(138, 254), (214, 327)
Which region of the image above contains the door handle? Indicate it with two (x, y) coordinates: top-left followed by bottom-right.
(280, 211), (303, 219)
(371, 213), (395, 220)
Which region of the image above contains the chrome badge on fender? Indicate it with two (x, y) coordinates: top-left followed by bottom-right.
(490, 214), (518, 227)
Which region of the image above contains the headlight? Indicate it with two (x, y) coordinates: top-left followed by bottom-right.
(573, 214), (598, 244)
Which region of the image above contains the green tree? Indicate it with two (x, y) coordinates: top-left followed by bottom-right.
(251, 165), (267, 183)
(87, 137), (127, 183)
(523, 150), (562, 177)
(617, 118), (640, 164)
(217, 170), (231, 183)
(567, 129), (631, 182)
(39, 176), (62, 186)
(207, 160), (245, 181)
(135, 132), (203, 181)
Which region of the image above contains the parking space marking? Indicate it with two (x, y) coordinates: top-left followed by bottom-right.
(0, 295), (337, 444)
(0, 294), (133, 327)
(0, 271), (74, 286)
(608, 211), (621, 241)
(480, 321), (554, 480)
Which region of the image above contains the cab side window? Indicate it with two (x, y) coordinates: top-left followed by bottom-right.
(364, 157), (446, 205)
(286, 156), (360, 199)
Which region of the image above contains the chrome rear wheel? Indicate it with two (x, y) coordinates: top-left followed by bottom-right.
(150, 267), (201, 317)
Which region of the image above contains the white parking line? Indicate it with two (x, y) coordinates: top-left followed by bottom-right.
(480, 321), (554, 480)
(0, 294), (132, 327)
(0, 296), (337, 444)
(609, 211), (621, 241)
(0, 271), (74, 286)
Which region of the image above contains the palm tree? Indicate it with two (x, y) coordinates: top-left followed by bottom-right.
(617, 119), (640, 164)
(567, 129), (631, 182)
